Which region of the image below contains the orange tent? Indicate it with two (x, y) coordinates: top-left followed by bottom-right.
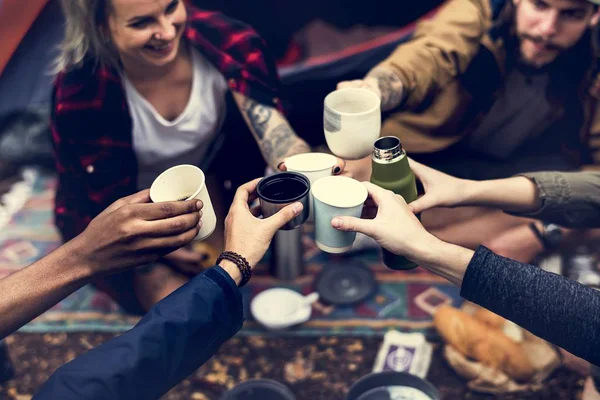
(0, 0), (49, 77)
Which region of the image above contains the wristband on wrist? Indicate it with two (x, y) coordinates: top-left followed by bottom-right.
(217, 251), (252, 287)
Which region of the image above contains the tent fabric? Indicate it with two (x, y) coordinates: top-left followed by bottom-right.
(280, 0), (507, 83)
(280, 7), (441, 84)
(194, 0), (445, 60)
(0, 0), (49, 77)
(0, 0), (63, 115)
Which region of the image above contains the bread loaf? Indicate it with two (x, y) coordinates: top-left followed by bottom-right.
(434, 305), (535, 381)
(473, 307), (506, 330)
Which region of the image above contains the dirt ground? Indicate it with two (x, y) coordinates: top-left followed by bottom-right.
(0, 333), (584, 399)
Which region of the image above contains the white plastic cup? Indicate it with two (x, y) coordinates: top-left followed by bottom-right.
(284, 152), (337, 221)
(149, 164), (216, 241)
(312, 176), (368, 253)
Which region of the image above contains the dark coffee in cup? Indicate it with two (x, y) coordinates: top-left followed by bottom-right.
(257, 172), (310, 230)
(259, 176), (308, 202)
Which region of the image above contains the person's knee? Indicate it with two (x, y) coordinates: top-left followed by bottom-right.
(134, 263), (188, 311)
(583, 375), (600, 400)
(483, 223), (544, 263)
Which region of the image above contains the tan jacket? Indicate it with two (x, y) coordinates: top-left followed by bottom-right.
(378, 0), (600, 165)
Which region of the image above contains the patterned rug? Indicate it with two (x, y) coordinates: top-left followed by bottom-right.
(0, 171), (462, 337)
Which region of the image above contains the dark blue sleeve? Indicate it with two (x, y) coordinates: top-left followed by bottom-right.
(34, 266), (243, 400)
(461, 246), (600, 366)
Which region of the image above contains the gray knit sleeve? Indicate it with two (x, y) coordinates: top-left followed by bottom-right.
(460, 246), (600, 366)
(508, 171), (600, 228)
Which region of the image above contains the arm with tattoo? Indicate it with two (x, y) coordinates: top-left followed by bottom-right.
(365, 67), (405, 112)
(235, 93), (310, 168)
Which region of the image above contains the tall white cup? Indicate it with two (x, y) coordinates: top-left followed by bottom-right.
(149, 165), (216, 241)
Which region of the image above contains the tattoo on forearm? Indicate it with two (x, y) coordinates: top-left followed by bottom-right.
(368, 68), (404, 111)
(284, 141), (311, 158)
(243, 98), (273, 140)
(260, 123), (309, 166)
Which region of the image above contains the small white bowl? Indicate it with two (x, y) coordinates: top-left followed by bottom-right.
(250, 288), (313, 330)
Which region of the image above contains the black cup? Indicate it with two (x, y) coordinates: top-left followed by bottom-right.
(257, 172), (310, 230)
(347, 371), (439, 400)
(219, 379), (296, 400)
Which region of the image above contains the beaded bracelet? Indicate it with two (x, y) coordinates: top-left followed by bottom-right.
(217, 251), (252, 287)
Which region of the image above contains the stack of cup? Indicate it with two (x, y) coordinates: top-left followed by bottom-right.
(257, 171), (311, 280)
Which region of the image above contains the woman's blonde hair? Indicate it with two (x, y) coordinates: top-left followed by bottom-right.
(54, 0), (119, 73)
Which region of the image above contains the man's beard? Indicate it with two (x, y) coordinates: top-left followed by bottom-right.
(518, 33), (565, 67)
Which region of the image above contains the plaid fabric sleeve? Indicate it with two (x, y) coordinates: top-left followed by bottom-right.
(50, 78), (93, 242)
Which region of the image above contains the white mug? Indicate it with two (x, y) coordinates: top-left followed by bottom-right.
(324, 88), (381, 160)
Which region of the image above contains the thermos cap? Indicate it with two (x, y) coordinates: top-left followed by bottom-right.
(373, 136), (404, 162)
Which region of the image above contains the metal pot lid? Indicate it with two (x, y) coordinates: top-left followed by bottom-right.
(315, 261), (377, 306)
(219, 378), (296, 400)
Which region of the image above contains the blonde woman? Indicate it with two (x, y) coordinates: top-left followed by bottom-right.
(51, 0), (346, 313)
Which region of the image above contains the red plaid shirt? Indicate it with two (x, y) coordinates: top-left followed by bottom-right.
(51, 8), (284, 242)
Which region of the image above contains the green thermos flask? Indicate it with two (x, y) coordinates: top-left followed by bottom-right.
(370, 136), (419, 270)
